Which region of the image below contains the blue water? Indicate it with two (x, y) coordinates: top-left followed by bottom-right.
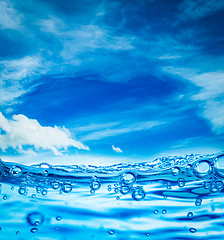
(1, 152), (224, 239)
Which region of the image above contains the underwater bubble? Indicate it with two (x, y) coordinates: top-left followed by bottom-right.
(166, 183), (171, 189)
(189, 228), (197, 233)
(42, 170), (48, 177)
(132, 187), (146, 201)
(11, 186), (14, 190)
(56, 216), (62, 221)
(90, 181), (101, 191)
(10, 166), (22, 177)
(18, 186), (27, 195)
(146, 233), (150, 237)
(121, 172), (136, 185)
(120, 185), (131, 195)
(50, 181), (60, 190)
(61, 183), (72, 193)
(195, 198), (202, 206)
(16, 231), (20, 235)
(41, 189), (47, 196)
(194, 160), (212, 178)
(27, 212), (44, 226)
(162, 209), (167, 214)
(215, 181), (224, 189)
(154, 210), (159, 214)
(171, 167), (180, 176)
(91, 235), (95, 238)
(203, 181), (211, 189)
(116, 196), (120, 200)
(31, 194), (36, 198)
(214, 154), (224, 178)
(178, 178), (185, 187)
(3, 195), (7, 200)
(187, 212), (193, 219)
(114, 188), (119, 193)
(36, 186), (42, 193)
(31, 228), (38, 233)
(108, 230), (115, 235)
(90, 189), (95, 194)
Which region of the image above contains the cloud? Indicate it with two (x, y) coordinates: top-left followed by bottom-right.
(0, 56), (46, 106)
(163, 67), (224, 134)
(80, 121), (164, 141)
(112, 145), (123, 153)
(179, 0), (224, 21)
(0, 0), (22, 30)
(0, 112), (89, 155)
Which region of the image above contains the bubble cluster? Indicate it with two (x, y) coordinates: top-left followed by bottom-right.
(132, 186), (146, 201)
(26, 212), (44, 226)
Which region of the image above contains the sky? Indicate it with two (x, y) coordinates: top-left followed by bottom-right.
(0, 0), (224, 165)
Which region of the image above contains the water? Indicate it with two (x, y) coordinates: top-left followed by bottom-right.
(0, 152), (224, 239)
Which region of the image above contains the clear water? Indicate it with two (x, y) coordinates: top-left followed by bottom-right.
(1, 152), (224, 240)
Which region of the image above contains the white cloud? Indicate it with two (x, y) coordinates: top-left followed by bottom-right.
(0, 112), (89, 155)
(80, 121), (164, 141)
(163, 67), (224, 134)
(112, 145), (123, 153)
(0, 0), (22, 30)
(0, 56), (47, 105)
(179, 0), (224, 21)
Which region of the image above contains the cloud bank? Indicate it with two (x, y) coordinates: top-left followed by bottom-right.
(0, 112), (89, 155)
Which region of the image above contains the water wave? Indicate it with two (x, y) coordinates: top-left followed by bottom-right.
(0, 152), (224, 239)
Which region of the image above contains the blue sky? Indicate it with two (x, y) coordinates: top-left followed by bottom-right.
(0, 0), (223, 165)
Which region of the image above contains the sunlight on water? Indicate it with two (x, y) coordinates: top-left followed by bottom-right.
(1, 152), (224, 239)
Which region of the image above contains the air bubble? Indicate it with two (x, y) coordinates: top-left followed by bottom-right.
(90, 189), (95, 194)
(18, 187), (27, 195)
(189, 228), (197, 233)
(31, 194), (36, 198)
(146, 233), (150, 237)
(42, 170), (48, 177)
(114, 188), (119, 193)
(120, 185), (131, 195)
(171, 167), (180, 176)
(121, 172), (136, 185)
(154, 210), (159, 214)
(116, 196), (120, 200)
(195, 198), (202, 206)
(178, 178), (185, 187)
(214, 154), (224, 178)
(31, 228), (38, 233)
(27, 212), (44, 226)
(11, 186), (14, 190)
(51, 181), (60, 190)
(193, 160), (212, 178)
(16, 231), (20, 235)
(162, 209), (167, 214)
(10, 166), (22, 177)
(108, 230), (115, 235)
(41, 189), (47, 196)
(56, 216), (62, 221)
(90, 180), (101, 191)
(187, 212), (193, 219)
(132, 187), (146, 201)
(61, 183), (72, 193)
(36, 186), (42, 193)
(3, 195), (7, 200)
(203, 181), (211, 189)
(215, 181), (224, 189)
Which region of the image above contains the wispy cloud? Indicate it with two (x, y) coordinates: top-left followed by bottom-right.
(0, 112), (89, 155)
(179, 0), (224, 21)
(164, 67), (224, 134)
(0, 0), (22, 30)
(80, 121), (165, 141)
(112, 145), (123, 153)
